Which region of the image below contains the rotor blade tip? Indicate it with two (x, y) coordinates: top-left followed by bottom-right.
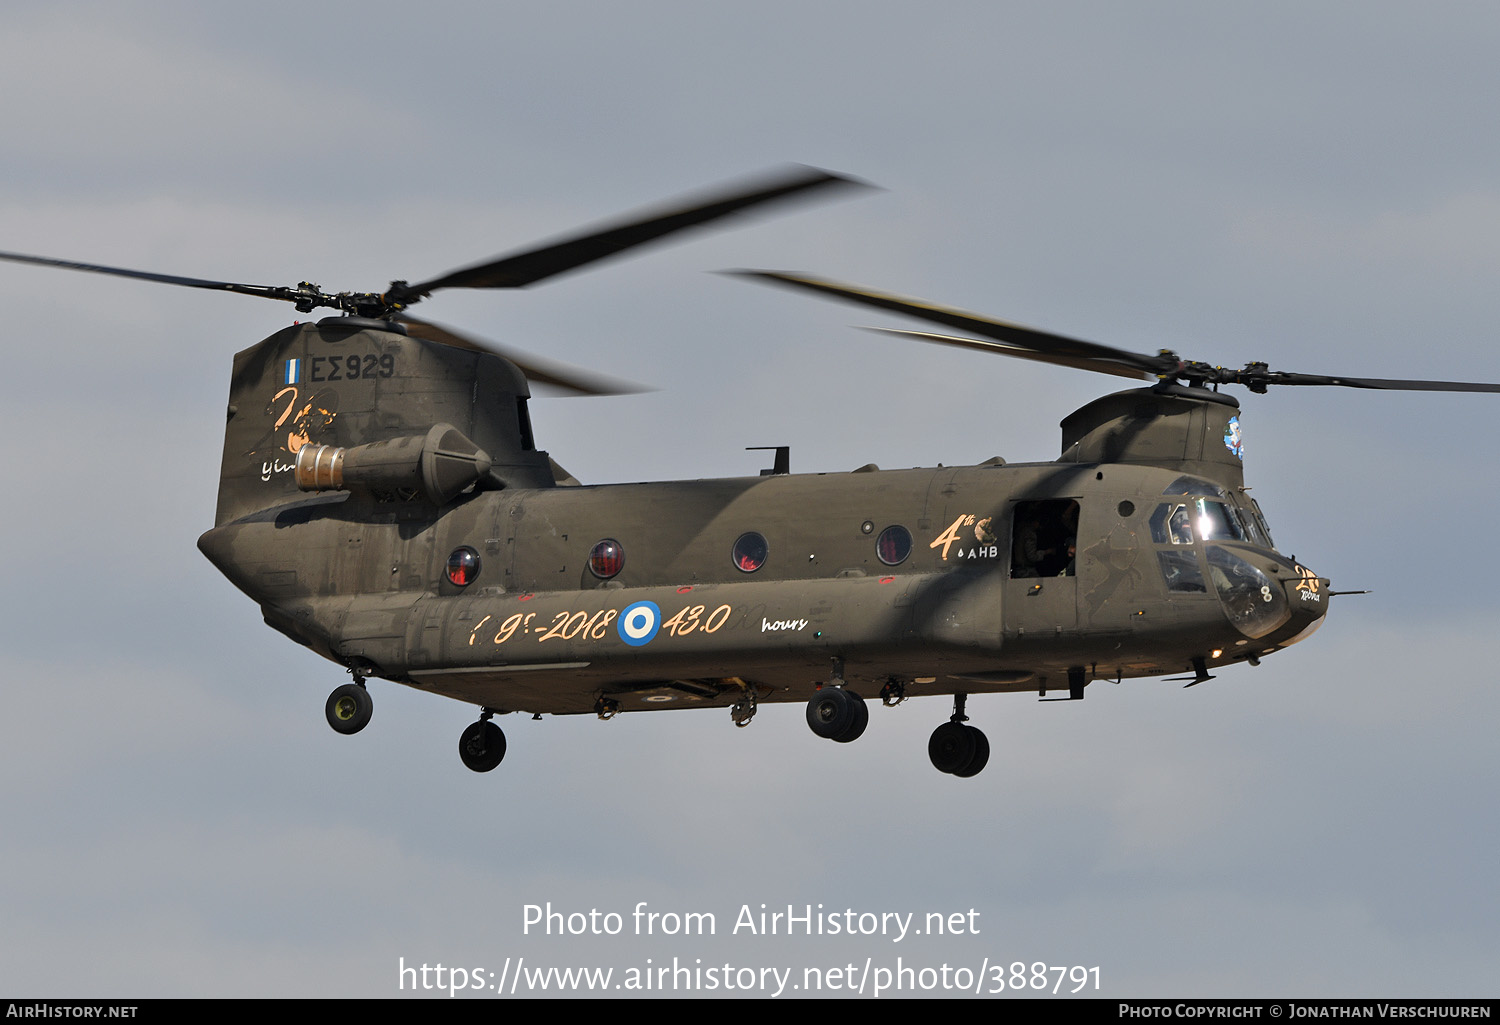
(796, 166), (880, 191)
(719, 268), (809, 284)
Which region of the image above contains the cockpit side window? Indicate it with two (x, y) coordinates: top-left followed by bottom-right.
(1150, 503), (1195, 545)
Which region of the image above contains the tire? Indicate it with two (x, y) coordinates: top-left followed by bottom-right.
(928, 721), (976, 774)
(833, 692), (869, 743)
(952, 726), (990, 777)
(325, 683), (372, 735)
(806, 688), (859, 740)
(459, 720), (507, 773)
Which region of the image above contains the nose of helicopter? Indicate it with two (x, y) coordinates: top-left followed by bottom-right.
(1206, 546), (1329, 643)
(1277, 560), (1331, 646)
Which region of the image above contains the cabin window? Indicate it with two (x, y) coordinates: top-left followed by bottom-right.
(445, 547), (481, 587)
(733, 532), (768, 573)
(1010, 499), (1079, 578)
(876, 525), (912, 566)
(588, 539), (624, 579)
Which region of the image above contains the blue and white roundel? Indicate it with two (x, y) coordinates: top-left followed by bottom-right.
(617, 601), (661, 647)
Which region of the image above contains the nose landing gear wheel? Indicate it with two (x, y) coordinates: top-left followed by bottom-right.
(459, 720), (507, 773)
(325, 683), (372, 735)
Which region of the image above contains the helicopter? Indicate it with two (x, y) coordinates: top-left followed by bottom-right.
(8, 169), (1499, 779)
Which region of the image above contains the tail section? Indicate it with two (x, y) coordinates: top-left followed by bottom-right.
(213, 316), (552, 526)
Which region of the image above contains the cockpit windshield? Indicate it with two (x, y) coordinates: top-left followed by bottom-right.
(1149, 480), (1282, 596)
(1192, 498), (1243, 542)
(1247, 498), (1275, 548)
(1150, 498), (1244, 544)
(1158, 476), (1275, 550)
(1229, 499), (1274, 548)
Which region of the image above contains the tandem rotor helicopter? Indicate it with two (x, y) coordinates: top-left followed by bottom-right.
(7, 166), (1499, 778)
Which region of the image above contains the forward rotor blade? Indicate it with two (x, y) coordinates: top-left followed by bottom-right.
(734, 271), (1500, 396)
(732, 270), (1175, 378)
(393, 167), (869, 302)
(864, 327), (1153, 381)
(395, 314), (649, 396)
(1239, 369), (1500, 393)
(0, 249), (297, 303)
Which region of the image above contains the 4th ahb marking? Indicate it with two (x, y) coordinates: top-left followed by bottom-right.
(523, 902), (980, 941)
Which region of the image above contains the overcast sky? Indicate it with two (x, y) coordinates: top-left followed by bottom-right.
(2, 0), (1498, 999)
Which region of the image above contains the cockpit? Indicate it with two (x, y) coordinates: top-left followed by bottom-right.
(1150, 476), (1274, 549)
(1148, 475), (1299, 640)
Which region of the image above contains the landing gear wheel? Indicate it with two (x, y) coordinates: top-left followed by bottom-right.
(806, 688), (866, 742)
(325, 683), (372, 735)
(924, 720), (984, 780)
(951, 727), (990, 777)
(834, 694), (869, 743)
(459, 720), (507, 773)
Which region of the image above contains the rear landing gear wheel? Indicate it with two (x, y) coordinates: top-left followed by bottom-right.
(951, 727), (989, 777)
(326, 683), (372, 735)
(459, 720), (507, 773)
(929, 722), (988, 777)
(834, 694), (869, 744)
(806, 688), (867, 743)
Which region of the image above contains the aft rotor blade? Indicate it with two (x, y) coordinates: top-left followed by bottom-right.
(395, 314), (650, 396)
(865, 327), (1153, 381)
(393, 167), (868, 302)
(0, 249), (298, 303)
(732, 270), (1176, 378)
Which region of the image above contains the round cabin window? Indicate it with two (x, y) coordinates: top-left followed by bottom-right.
(588, 539), (625, 579)
(876, 525), (912, 566)
(445, 547), (481, 587)
(732, 532), (768, 573)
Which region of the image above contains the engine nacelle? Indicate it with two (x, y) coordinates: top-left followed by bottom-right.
(294, 423), (493, 505)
